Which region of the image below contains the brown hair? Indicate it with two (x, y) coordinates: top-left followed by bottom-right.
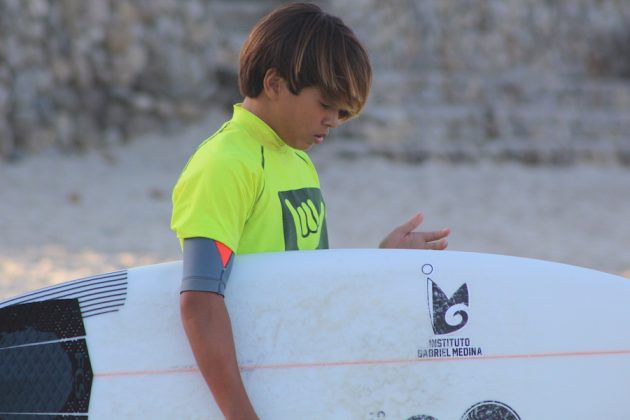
(239, 2), (372, 119)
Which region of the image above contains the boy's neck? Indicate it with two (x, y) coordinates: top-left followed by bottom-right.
(242, 97), (271, 126)
(242, 96), (282, 140)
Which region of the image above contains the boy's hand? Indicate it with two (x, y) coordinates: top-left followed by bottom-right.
(379, 213), (450, 250)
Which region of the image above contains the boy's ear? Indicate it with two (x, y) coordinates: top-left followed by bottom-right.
(262, 68), (285, 99)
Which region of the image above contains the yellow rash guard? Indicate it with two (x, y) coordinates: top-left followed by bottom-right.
(171, 104), (328, 254)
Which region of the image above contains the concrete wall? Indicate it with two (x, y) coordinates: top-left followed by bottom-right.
(333, 0), (630, 164)
(1, 0), (629, 163)
(0, 0), (281, 159)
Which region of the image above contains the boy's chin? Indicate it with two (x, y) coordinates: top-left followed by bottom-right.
(294, 141), (314, 151)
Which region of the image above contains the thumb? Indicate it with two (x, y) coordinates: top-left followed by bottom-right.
(397, 212), (424, 234)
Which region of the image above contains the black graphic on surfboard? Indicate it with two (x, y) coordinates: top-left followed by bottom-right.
(0, 269), (128, 417)
(405, 399), (520, 420)
(427, 279), (469, 335)
(461, 400), (521, 420)
(0, 299), (93, 415)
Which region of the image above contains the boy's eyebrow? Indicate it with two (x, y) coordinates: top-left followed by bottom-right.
(316, 79), (364, 118)
(320, 91), (348, 108)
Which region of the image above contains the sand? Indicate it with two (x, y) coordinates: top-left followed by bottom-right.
(1, 109), (629, 299)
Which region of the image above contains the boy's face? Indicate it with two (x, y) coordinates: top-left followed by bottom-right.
(272, 84), (346, 151)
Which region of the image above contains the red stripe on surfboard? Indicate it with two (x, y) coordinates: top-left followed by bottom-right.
(93, 348), (630, 378)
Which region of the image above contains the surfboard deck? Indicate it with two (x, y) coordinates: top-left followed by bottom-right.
(1, 249), (629, 419)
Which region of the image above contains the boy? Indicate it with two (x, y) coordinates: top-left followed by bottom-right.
(171, 3), (450, 419)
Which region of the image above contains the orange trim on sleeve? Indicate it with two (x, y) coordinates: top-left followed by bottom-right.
(214, 240), (233, 269)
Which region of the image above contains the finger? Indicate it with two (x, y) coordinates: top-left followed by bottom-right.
(397, 212), (424, 234)
(427, 239), (448, 250)
(421, 227), (451, 243)
(405, 232), (447, 250)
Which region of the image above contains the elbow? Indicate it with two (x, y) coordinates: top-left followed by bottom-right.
(180, 291), (197, 323)
(179, 290), (223, 324)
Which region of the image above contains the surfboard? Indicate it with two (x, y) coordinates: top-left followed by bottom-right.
(1, 249), (629, 419)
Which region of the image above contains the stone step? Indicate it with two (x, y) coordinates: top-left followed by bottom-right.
(358, 102), (630, 145)
(371, 72), (630, 110)
(211, 1), (292, 32)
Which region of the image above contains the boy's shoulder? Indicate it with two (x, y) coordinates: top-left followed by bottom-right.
(191, 120), (263, 168)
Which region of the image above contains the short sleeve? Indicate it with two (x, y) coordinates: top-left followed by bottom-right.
(171, 149), (260, 252)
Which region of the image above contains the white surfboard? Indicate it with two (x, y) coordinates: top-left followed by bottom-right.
(1, 249), (630, 419)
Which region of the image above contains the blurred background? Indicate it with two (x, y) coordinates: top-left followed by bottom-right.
(1, 0), (629, 298)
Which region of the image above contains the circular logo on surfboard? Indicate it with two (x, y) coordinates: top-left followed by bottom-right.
(461, 400), (521, 420)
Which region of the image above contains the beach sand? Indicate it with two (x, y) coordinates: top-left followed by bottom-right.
(1, 109), (629, 299)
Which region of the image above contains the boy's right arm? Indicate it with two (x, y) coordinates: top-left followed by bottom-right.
(180, 291), (258, 420)
(180, 238), (258, 420)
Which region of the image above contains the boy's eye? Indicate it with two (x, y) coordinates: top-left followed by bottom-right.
(320, 101), (350, 120)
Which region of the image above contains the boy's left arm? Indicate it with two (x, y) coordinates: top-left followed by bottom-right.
(379, 212), (450, 250)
